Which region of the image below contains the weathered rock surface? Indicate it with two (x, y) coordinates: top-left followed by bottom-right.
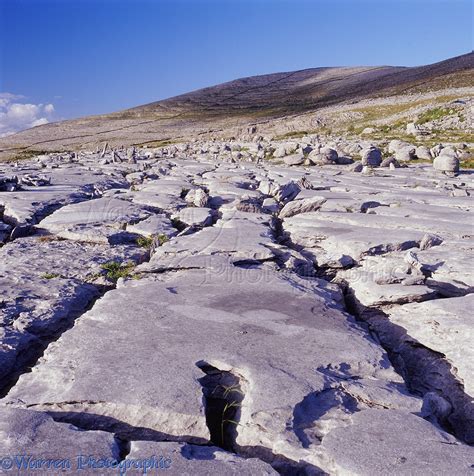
(0, 145), (472, 474)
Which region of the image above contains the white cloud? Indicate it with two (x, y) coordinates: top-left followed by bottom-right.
(44, 103), (55, 114)
(0, 93), (55, 138)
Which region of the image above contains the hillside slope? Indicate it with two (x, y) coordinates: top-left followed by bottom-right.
(0, 52), (473, 159)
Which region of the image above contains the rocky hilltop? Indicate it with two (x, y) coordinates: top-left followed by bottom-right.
(0, 132), (473, 473)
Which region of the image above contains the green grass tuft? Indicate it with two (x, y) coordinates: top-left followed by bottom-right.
(101, 261), (135, 281)
(41, 273), (60, 279)
(136, 236), (154, 249)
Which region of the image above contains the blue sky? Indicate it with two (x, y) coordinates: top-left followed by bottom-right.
(0, 0), (472, 135)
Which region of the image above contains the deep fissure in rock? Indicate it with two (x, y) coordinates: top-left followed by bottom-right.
(196, 361), (244, 451)
(343, 288), (474, 445)
(0, 284), (110, 398)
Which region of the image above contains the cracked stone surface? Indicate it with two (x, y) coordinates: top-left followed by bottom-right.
(0, 144), (473, 474)
(0, 407), (121, 475)
(127, 441), (277, 475)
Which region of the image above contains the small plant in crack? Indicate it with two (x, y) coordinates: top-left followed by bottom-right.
(136, 235), (154, 249)
(101, 261), (135, 282)
(218, 385), (245, 447)
(197, 362), (245, 451)
(155, 233), (169, 246)
(41, 272), (60, 279)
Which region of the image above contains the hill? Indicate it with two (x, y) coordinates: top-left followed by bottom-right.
(0, 52), (473, 160)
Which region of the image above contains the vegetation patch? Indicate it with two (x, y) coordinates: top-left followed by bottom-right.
(136, 236), (154, 249)
(41, 273), (60, 279)
(101, 261), (135, 281)
(416, 107), (453, 125)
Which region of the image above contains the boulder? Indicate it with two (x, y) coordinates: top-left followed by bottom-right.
(380, 157), (400, 168)
(335, 155), (354, 165)
(283, 153), (305, 166)
(360, 147), (382, 166)
(279, 195), (326, 218)
(415, 145), (432, 161)
(185, 188), (209, 207)
(430, 144), (444, 157)
(433, 155), (460, 174)
(349, 161), (364, 172)
(273, 181), (301, 203)
(395, 145), (416, 162)
(0, 175), (19, 192)
(308, 147), (338, 165)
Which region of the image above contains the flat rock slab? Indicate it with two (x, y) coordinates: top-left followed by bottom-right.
(0, 236), (145, 386)
(37, 197), (151, 244)
(418, 240), (474, 290)
(129, 190), (186, 212)
(0, 174), (127, 226)
(127, 441), (277, 475)
(387, 295), (474, 397)
(339, 254), (437, 307)
(127, 213), (177, 238)
(0, 186), (88, 227)
(0, 407), (120, 474)
(283, 212), (423, 265)
(4, 267), (417, 468)
(141, 220), (276, 269)
(321, 409), (474, 475)
(174, 207), (214, 227)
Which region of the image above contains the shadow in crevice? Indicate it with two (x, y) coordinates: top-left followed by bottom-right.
(237, 444), (328, 476)
(196, 360), (244, 452)
(343, 289), (474, 445)
(44, 410), (209, 445)
(0, 284), (108, 399)
(45, 407), (325, 474)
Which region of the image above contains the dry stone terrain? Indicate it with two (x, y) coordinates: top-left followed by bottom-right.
(0, 137), (473, 475)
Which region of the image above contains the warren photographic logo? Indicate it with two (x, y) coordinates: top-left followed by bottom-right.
(0, 455), (172, 474)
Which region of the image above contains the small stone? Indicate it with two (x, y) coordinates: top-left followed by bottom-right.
(419, 233), (443, 250)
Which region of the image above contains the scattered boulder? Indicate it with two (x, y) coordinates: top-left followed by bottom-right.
(308, 147), (338, 165)
(430, 144), (444, 157)
(433, 155), (460, 174)
(283, 152), (305, 166)
(335, 155), (354, 165)
(349, 161), (364, 172)
(360, 147), (382, 166)
(380, 157), (400, 168)
(394, 145), (416, 162)
(273, 181), (301, 203)
(416, 146), (432, 161)
(185, 188), (209, 207)
(279, 195), (326, 218)
(420, 233), (443, 250)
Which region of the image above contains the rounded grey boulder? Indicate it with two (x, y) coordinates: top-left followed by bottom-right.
(361, 147), (382, 166)
(308, 147), (338, 165)
(433, 154), (460, 173)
